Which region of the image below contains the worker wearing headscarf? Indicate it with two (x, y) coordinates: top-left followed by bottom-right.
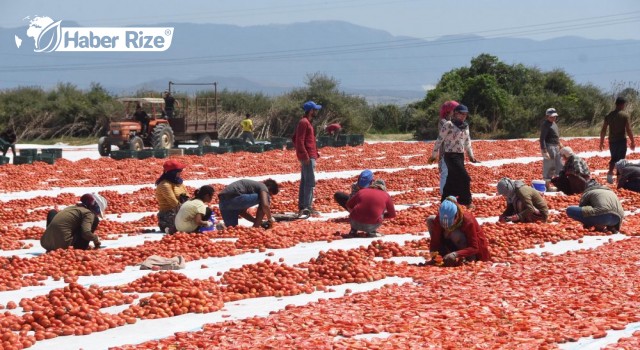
(425, 196), (490, 266)
(496, 177), (548, 223)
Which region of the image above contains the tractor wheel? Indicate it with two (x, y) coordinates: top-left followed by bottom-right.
(152, 124), (175, 150)
(129, 136), (144, 151)
(98, 137), (111, 156)
(197, 134), (212, 147)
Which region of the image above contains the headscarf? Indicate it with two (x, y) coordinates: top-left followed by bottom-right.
(439, 196), (464, 233)
(155, 169), (184, 186)
(439, 101), (459, 119)
(497, 177), (525, 204)
(559, 147), (574, 158)
(615, 159), (629, 173)
(370, 179), (387, 192)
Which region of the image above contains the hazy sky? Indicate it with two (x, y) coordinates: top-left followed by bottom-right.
(2, 0), (640, 41)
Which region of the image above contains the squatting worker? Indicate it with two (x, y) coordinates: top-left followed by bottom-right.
(496, 177), (548, 223)
(218, 179), (279, 228)
(566, 179), (624, 234)
(175, 185), (215, 233)
(155, 159), (188, 234)
(41, 193), (107, 252)
(425, 196), (490, 266)
(345, 179), (396, 238)
(293, 100), (322, 217)
(333, 169), (374, 210)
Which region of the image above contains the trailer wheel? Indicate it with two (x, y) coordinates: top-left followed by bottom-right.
(152, 124), (175, 150)
(197, 134), (212, 147)
(98, 137), (111, 156)
(129, 136), (144, 151)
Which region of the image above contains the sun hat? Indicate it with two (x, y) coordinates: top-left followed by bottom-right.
(163, 159), (186, 173)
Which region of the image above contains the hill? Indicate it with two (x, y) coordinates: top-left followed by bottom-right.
(1, 20), (638, 103)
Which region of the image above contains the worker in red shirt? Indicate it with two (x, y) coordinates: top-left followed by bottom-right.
(325, 123), (342, 140)
(424, 196), (490, 266)
(345, 180), (396, 238)
(293, 100), (322, 216)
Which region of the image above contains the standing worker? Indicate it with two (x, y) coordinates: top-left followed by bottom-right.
(293, 100), (322, 217)
(436, 100), (459, 196)
(0, 128), (17, 158)
(218, 179), (279, 228)
(155, 159), (188, 234)
(163, 91), (178, 118)
(40, 193), (107, 252)
(540, 108), (562, 189)
(600, 97), (635, 184)
(428, 104), (479, 208)
(240, 113), (256, 145)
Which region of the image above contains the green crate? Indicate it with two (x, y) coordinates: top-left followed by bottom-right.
(0, 156), (9, 165)
(213, 146), (232, 154)
(19, 149), (38, 158)
(184, 147), (204, 156)
(318, 136), (335, 147)
(110, 150), (136, 160)
(34, 154), (56, 165)
(247, 144), (264, 153)
(219, 138), (245, 146)
(337, 134), (352, 144)
(348, 134), (365, 146)
(13, 155), (33, 165)
(218, 139), (232, 147)
(153, 149), (169, 158)
(316, 139), (326, 149)
(286, 141), (294, 150)
(270, 142), (285, 150)
(270, 136), (289, 144)
(230, 144), (247, 153)
(41, 148), (63, 159)
(333, 140), (347, 147)
(136, 149), (155, 159)
(202, 146), (218, 154)
(263, 143), (274, 151)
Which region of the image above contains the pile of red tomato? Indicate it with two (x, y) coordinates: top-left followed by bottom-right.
(0, 138), (639, 349)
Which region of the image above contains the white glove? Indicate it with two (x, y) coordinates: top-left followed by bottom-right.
(205, 220), (214, 228)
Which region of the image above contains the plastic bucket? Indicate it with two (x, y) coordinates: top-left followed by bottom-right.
(532, 180), (546, 192)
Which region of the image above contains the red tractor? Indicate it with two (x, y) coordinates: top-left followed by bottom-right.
(99, 98), (175, 156)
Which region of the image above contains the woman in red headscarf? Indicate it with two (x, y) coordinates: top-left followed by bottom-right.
(436, 101), (459, 196)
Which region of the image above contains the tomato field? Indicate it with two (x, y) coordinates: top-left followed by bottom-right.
(1, 139), (640, 350)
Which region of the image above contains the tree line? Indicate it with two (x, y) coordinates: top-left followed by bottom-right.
(0, 54), (637, 141)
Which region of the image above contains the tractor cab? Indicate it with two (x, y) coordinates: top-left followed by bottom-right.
(98, 97), (175, 156)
